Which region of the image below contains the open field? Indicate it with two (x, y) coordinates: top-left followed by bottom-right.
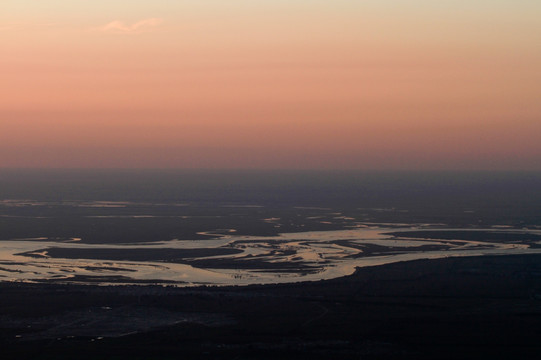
(2, 254), (541, 359)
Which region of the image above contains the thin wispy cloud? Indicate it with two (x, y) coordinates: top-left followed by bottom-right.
(94, 18), (163, 34)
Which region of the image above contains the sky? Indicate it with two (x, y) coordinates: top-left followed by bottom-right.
(1, 1), (540, 169)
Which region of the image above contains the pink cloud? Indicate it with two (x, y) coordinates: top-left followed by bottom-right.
(94, 18), (163, 34)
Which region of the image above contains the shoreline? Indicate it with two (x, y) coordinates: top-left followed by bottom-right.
(1, 250), (540, 290)
(3, 226), (541, 287)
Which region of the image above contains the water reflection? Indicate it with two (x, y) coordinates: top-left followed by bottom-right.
(1, 227), (540, 286)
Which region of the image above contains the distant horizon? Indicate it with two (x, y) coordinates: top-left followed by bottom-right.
(2, 167), (541, 173)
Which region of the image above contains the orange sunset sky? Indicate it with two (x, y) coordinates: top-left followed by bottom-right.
(1, 1), (540, 169)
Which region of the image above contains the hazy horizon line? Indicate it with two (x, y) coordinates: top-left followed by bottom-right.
(1, 167), (540, 173)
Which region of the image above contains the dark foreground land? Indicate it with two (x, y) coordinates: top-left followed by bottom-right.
(2, 254), (541, 360)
